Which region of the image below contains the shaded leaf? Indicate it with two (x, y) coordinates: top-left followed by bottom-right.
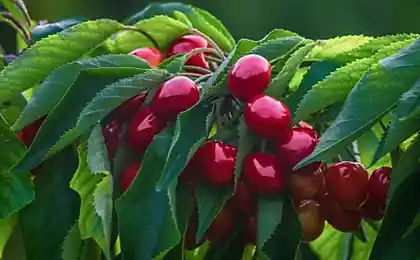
(0, 93), (26, 125)
(61, 224), (83, 260)
(32, 18), (87, 42)
(88, 124), (111, 174)
(0, 215), (17, 258)
(257, 196), (284, 250)
(124, 2), (193, 24)
(234, 117), (256, 185)
(0, 19), (124, 102)
(250, 37), (305, 62)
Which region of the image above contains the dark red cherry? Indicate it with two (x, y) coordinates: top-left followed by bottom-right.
(324, 162), (369, 210)
(129, 47), (163, 68)
(295, 199), (325, 242)
(206, 207), (236, 243)
(18, 116), (46, 147)
(199, 141), (237, 187)
(151, 76), (200, 119)
(179, 149), (203, 185)
(102, 119), (123, 158)
(243, 153), (285, 195)
(367, 166), (391, 205)
(230, 180), (257, 215)
(108, 91), (148, 121)
(127, 107), (167, 154)
(244, 213), (257, 245)
(244, 94), (291, 139)
(276, 127), (319, 171)
(290, 164), (325, 202)
(228, 54), (271, 101)
(166, 34), (209, 69)
(361, 197), (385, 221)
(120, 162), (141, 192)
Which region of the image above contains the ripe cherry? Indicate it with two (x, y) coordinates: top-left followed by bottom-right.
(228, 54), (271, 101)
(206, 207), (236, 243)
(108, 91), (148, 122)
(290, 164), (325, 202)
(179, 149), (203, 185)
(18, 116), (46, 147)
(367, 166), (391, 205)
(324, 161), (369, 210)
(151, 76), (200, 119)
(244, 94), (291, 139)
(120, 162), (141, 192)
(199, 141), (237, 187)
(166, 34), (209, 70)
(244, 213), (257, 245)
(319, 192), (362, 232)
(127, 107), (167, 154)
(230, 180), (257, 215)
(102, 119), (123, 158)
(243, 153), (285, 195)
(361, 197), (385, 221)
(129, 47), (163, 68)
(295, 199), (325, 242)
(276, 127), (319, 171)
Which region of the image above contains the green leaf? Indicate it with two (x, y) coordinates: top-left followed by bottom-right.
(372, 78), (420, 163)
(157, 102), (214, 190)
(296, 38), (415, 121)
(1, 224), (27, 260)
(88, 124), (111, 174)
(106, 16), (189, 54)
(357, 128), (391, 170)
(160, 54), (188, 73)
(12, 68), (139, 174)
(234, 117), (256, 185)
(0, 0), (30, 27)
(0, 115), (33, 219)
(31, 18), (87, 42)
(124, 3), (193, 24)
(115, 127), (180, 260)
(265, 42), (316, 99)
(13, 54), (150, 131)
(0, 19), (125, 102)
(308, 35), (373, 60)
(61, 224), (83, 260)
(19, 147), (80, 260)
(296, 38), (420, 169)
(250, 37), (305, 62)
(370, 167), (420, 260)
(79, 239), (102, 260)
(70, 144), (111, 259)
(0, 215), (17, 258)
(261, 196), (301, 260)
(0, 93), (26, 125)
(257, 196), (284, 250)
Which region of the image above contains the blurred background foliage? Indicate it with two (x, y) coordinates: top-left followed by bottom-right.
(1, 0), (420, 52)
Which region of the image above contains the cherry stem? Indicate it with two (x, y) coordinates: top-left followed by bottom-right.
(177, 72), (202, 78)
(194, 74), (212, 84)
(187, 47), (223, 59)
(124, 26), (160, 50)
(191, 28), (227, 60)
(183, 65), (212, 74)
(205, 55), (223, 63)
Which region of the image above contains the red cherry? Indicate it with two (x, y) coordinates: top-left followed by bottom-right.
(120, 162), (141, 192)
(108, 91), (148, 121)
(243, 153), (285, 195)
(206, 207), (236, 243)
(127, 107), (167, 154)
(230, 180), (257, 215)
(200, 141), (237, 187)
(18, 116), (46, 147)
(184, 207), (205, 250)
(129, 47), (163, 68)
(319, 192), (362, 232)
(228, 54), (271, 101)
(361, 197), (385, 221)
(324, 162), (369, 210)
(102, 119), (123, 158)
(166, 34), (210, 69)
(276, 127), (319, 171)
(179, 149), (203, 185)
(367, 166), (391, 205)
(151, 76), (200, 119)
(244, 213), (257, 245)
(290, 164), (325, 202)
(295, 199), (325, 242)
(244, 94), (291, 139)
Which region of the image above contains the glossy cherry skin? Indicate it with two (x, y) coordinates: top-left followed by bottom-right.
(18, 116), (46, 147)
(276, 127), (319, 171)
(244, 213), (257, 245)
(295, 199), (325, 242)
(230, 180), (257, 215)
(120, 162), (141, 192)
(102, 119), (123, 158)
(367, 166), (391, 205)
(127, 107), (167, 154)
(206, 207), (236, 243)
(200, 141), (237, 187)
(151, 76), (200, 120)
(290, 164), (325, 202)
(129, 47), (163, 68)
(166, 34), (209, 69)
(243, 153), (286, 195)
(228, 54), (271, 101)
(108, 91), (148, 122)
(325, 161), (369, 210)
(244, 94), (291, 139)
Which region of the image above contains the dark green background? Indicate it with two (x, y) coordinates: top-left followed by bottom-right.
(1, 0), (420, 51)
